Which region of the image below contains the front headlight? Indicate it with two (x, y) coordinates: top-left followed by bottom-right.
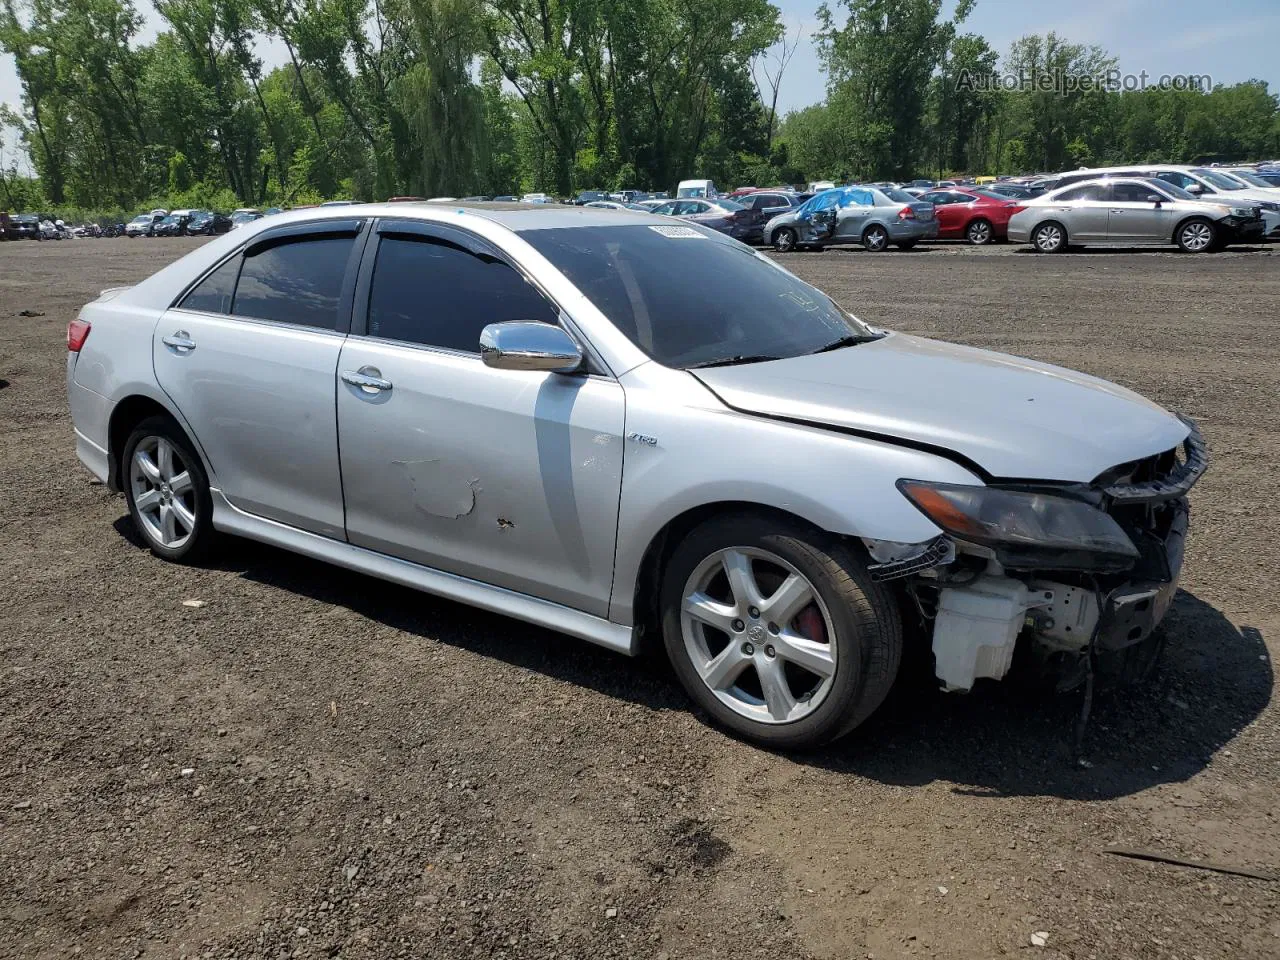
(1229, 207), (1255, 218)
(897, 480), (1139, 572)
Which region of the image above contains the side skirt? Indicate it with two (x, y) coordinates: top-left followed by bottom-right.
(210, 489), (638, 656)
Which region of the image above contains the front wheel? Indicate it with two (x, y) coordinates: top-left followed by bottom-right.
(862, 224), (889, 252)
(773, 227), (798, 252)
(123, 415), (216, 563)
(1176, 218), (1217, 253)
(660, 513), (902, 749)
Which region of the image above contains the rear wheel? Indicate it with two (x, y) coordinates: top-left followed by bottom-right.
(862, 224), (890, 252)
(966, 218), (994, 245)
(661, 513), (902, 749)
(774, 227), (798, 253)
(123, 415), (215, 563)
(1031, 221), (1067, 253)
(1176, 218), (1216, 253)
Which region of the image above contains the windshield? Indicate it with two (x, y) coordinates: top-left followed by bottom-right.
(1227, 169), (1273, 188)
(677, 186), (708, 198)
(231, 212), (258, 223)
(522, 224), (879, 369)
(130, 215), (151, 223)
(709, 198), (744, 212)
(1191, 168), (1246, 190)
(875, 188), (912, 204)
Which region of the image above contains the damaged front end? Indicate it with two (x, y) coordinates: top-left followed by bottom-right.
(868, 417), (1207, 693)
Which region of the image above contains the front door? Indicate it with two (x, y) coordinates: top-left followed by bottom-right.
(1105, 181), (1176, 243)
(153, 221), (365, 538)
(335, 220), (626, 616)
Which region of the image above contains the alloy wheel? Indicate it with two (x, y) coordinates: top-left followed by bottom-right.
(1034, 223), (1064, 252)
(1180, 221), (1213, 252)
(967, 220), (992, 245)
(129, 436), (197, 550)
(775, 228), (797, 252)
(680, 547), (838, 724)
(864, 226), (888, 251)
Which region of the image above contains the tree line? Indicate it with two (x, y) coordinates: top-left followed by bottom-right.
(2, 0), (1278, 217)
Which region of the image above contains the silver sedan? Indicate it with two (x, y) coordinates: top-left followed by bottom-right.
(66, 203), (1204, 748)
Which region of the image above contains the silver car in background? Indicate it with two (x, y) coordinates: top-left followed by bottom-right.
(1008, 177), (1265, 252)
(66, 203), (1204, 749)
(763, 186), (938, 252)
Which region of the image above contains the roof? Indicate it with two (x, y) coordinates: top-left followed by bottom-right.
(247, 200), (662, 233)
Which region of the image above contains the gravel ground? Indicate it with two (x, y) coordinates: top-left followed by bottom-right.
(1, 236), (1278, 960)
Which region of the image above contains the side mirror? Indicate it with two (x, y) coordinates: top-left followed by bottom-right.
(1185, 183), (1203, 195)
(479, 321), (583, 373)
(1146, 194), (1164, 205)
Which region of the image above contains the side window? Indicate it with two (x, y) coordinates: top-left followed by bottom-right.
(653, 202), (675, 216)
(366, 236), (558, 352)
(1057, 184), (1105, 202)
(1110, 182), (1157, 202)
(232, 236), (355, 330)
(179, 257), (240, 314)
(845, 189), (875, 206)
(920, 192), (948, 204)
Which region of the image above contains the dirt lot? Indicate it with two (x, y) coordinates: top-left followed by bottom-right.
(1, 236), (1278, 960)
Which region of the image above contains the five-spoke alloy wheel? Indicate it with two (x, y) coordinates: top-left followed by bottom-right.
(123, 415), (215, 562)
(661, 513), (902, 749)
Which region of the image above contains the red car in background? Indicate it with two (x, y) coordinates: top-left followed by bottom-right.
(917, 187), (1022, 244)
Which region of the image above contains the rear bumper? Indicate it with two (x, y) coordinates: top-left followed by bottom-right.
(888, 219), (939, 241)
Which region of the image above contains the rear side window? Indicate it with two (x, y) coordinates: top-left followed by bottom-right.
(366, 236), (558, 351)
(1057, 184), (1106, 202)
(232, 237), (355, 330)
(1110, 182), (1160, 202)
(179, 258), (240, 314)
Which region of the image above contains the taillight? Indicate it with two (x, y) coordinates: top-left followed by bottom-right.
(1008, 205), (1026, 215)
(898, 206), (916, 220)
(67, 318), (91, 352)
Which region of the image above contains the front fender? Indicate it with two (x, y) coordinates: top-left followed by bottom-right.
(608, 364), (981, 625)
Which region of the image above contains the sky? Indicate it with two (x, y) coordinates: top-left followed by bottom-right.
(3, 0), (1280, 170)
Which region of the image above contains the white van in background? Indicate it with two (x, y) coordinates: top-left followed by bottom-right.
(676, 179), (718, 198)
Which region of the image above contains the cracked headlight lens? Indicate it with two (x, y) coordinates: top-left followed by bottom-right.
(897, 480), (1139, 572)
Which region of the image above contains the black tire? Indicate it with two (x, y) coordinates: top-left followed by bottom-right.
(895, 240), (918, 250)
(660, 512), (902, 750)
(122, 414), (216, 563)
(1175, 217), (1217, 253)
(965, 218), (994, 245)
(861, 224), (890, 252)
(1031, 220), (1067, 253)
(773, 227), (798, 252)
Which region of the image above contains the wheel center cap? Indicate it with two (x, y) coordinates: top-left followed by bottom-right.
(747, 623), (766, 643)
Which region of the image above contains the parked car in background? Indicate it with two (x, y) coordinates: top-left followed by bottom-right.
(492, 195), (518, 202)
(521, 193), (551, 204)
(65, 202), (1206, 748)
(574, 191), (610, 205)
(125, 212), (164, 237)
(735, 190), (811, 223)
(152, 210), (197, 237)
(764, 186), (937, 252)
(585, 200), (650, 212)
(1249, 170), (1280, 187)
(917, 187), (1021, 244)
(982, 182), (1037, 200)
(807, 180), (836, 193)
(1047, 165), (1280, 241)
(650, 197), (764, 243)
(634, 199), (668, 210)
(1009, 177), (1264, 253)
(4, 213), (41, 239)
(186, 211), (233, 235)
(230, 209), (263, 229)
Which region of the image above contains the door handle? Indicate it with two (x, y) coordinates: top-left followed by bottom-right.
(1110, 209), (1124, 214)
(162, 331), (196, 352)
(341, 367), (393, 393)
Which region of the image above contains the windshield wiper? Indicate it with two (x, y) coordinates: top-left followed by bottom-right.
(810, 333), (882, 354)
(687, 354), (782, 369)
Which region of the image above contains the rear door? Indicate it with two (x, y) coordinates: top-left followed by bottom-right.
(1045, 183), (1109, 241)
(154, 220), (365, 538)
(920, 191), (967, 237)
(335, 219), (625, 616)
(833, 188), (875, 240)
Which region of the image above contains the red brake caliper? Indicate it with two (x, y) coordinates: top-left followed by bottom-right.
(794, 605), (826, 644)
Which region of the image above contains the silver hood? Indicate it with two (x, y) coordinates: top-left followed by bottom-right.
(692, 332), (1190, 482)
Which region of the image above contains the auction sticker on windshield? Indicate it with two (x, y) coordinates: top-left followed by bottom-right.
(648, 225), (705, 238)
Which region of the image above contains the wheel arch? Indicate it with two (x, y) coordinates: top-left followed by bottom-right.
(1032, 217), (1069, 246)
(1172, 214), (1215, 245)
(628, 501), (834, 655)
(107, 390), (210, 492)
